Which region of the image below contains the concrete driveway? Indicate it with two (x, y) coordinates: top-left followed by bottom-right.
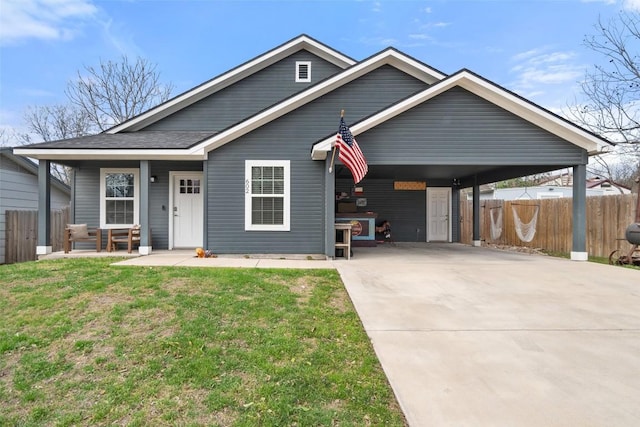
(334, 243), (640, 427)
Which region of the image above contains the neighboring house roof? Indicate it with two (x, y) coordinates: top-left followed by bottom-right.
(538, 172), (573, 186)
(311, 69), (604, 159)
(1, 147), (71, 195)
(586, 177), (631, 192)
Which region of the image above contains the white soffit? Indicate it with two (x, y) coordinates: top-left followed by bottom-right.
(12, 148), (202, 161)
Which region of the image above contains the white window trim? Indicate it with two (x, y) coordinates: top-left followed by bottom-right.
(245, 160), (290, 231)
(295, 61), (311, 83)
(100, 168), (140, 228)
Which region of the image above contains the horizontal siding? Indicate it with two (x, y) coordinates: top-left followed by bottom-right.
(208, 142), (326, 254)
(337, 179), (429, 242)
(205, 66), (427, 253)
(73, 161), (202, 250)
(144, 51), (343, 132)
(360, 87), (586, 165)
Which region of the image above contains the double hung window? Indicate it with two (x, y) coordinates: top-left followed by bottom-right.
(245, 160), (290, 231)
(100, 168), (139, 228)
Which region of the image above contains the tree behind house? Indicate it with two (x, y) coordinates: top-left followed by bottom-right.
(568, 10), (640, 191)
(21, 56), (174, 184)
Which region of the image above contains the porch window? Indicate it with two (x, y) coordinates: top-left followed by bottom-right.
(245, 160), (290, 231)
(100, 168), (140, 228)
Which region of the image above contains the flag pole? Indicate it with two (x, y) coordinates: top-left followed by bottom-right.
(329, 109), (344, 173)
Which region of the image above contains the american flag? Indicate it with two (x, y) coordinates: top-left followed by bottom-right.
(336, 117), (368, 184)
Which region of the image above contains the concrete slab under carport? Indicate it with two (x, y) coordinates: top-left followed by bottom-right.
(335, 243), (640, 426)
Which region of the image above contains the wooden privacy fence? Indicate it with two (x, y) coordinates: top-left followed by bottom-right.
(460, 194), (637, 258)
(4, 207), (70, 264)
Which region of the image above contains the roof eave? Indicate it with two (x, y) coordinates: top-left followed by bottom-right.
(12, 148), (206, 161)
(311, 71), (603, 159)
(107, 35), (356, 133)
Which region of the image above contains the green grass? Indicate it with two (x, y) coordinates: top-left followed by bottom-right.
(0, 258), (406, 426)
(539, 249), (640, 270)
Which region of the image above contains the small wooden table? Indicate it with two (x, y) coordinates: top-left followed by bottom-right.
(334, 223), (352, 260)
(107, 227), (141, 253)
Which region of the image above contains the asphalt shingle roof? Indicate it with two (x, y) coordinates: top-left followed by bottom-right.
(23, 131), (215, 150)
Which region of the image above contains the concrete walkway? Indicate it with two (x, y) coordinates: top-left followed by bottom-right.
(55, 244), (640, 425)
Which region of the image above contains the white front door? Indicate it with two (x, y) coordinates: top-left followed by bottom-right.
(171, 172), (203, 248)
(427, 187), (451, 242)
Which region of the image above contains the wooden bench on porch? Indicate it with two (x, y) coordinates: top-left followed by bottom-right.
(64, 224), (102, 253)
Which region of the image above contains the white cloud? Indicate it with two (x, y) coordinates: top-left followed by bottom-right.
(508, 47), (586, 107)
(409, 33), (430, 40)
(510, 49), (584, 85)
(0, 0), (97, 46)
(622, 0), (640, 10)
(358, 36), (399, 47)
(581, 0), (640, 10)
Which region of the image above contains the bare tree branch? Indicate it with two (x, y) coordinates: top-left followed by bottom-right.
(65, 56), (174, 131)
(567, 10), (640, 188)
(19, 56), (174, 184)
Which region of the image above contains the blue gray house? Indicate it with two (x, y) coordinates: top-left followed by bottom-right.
(15, 35), (606, 260)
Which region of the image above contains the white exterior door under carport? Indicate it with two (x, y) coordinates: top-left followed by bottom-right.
(427, 187), (451, 242)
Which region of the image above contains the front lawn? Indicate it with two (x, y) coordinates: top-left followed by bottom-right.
(0, 258), (406, 426)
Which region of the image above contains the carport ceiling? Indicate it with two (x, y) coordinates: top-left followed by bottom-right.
(335, 164), (571, 186)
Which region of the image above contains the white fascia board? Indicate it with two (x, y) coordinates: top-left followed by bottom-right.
(108, 36), (355, 134)
(385, 51), (446, 83)
(311, 71), (601, 159)
(298, 36), (355, 67)
(193, 49), (434, 155)
(13, 148), (204, 161)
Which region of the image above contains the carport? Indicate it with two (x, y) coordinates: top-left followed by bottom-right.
(334, 243), (640, 426)
(313, 71), (607, 260)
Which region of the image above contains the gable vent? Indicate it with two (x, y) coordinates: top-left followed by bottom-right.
(296, 61), (311, 82)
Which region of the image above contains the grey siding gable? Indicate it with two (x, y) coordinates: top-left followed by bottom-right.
(205, 65), (427, 253)
(143, 51), (344, 132)
(361, 87), (586, 165)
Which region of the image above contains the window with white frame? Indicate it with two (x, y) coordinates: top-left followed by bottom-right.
(295, 61), (311, 82)
(245, 160), (290, 231)
(100, 168), (140, 228)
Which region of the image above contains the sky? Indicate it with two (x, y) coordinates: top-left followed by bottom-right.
(0, 0), (638, 140)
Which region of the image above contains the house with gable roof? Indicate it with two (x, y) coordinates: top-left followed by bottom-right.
(14, 35), (608, 260)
